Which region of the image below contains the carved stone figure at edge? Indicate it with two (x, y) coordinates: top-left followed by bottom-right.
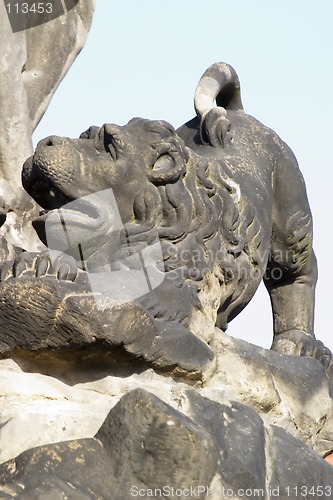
(0, 62), (330, 374)
(0, 0), (95, 261)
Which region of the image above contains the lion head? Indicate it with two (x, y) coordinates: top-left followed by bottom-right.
(22, 118), (257, 340)
(25, 118), (248, 269)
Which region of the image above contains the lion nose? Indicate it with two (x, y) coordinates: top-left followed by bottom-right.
(37, 136), (70, 149)
(30, 135), (79, 187)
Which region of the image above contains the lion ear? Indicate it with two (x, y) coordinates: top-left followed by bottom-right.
(148, 148), (187, 186)
(79, 125), (100, 139)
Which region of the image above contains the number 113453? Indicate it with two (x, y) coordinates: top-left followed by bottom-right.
(6, 3), (53, 14)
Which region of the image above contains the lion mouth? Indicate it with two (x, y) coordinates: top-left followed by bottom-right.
(31, 178), (72, 210)
(35, 204), (100, 224)
(30, 176), (105, 250)
(30, 176), (99, 221)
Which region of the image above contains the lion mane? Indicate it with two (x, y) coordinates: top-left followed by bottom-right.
(120, 119), (262, 293)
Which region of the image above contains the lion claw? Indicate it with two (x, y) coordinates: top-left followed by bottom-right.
(272, 329), (332, 369)
(0, 251), (79, 282)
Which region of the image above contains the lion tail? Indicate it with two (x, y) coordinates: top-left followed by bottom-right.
(194, 63), (243, 147)
(194, 62), (243, 117)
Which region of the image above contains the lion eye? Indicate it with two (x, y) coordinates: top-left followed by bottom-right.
(152, 154), (174, 172)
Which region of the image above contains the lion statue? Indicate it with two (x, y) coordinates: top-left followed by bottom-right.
(4, 62), (329, 369)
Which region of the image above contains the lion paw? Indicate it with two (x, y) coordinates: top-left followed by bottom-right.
(0, 251), (79, 282)
(139, 278), (202, 325)
(271, 329), (332, 369)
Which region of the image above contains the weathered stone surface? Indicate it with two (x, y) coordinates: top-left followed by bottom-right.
(0, 438), (114, 499)
(268, 425), (333, 498)
(0, 357), (115, 464)
(23, 1), (96, 131)
(0, 329), (332, 465)
(0, 276), (214, 378)
(185, 390), (267, 495)
(0, 0), (95, 259)
(203, 329), (333, 455)
(0, 389), (332, 499)
(0, 389), (219, 499)
(0, 278), (332, 456)
(96, 389), (218, 498)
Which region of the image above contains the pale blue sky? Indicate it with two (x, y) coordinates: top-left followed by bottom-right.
(34, 0), (333, 350)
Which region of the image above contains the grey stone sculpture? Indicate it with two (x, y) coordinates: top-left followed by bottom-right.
(0, 61), (332, 497)
(16, 65), (331, 368)
(0, 0), (95, 260)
